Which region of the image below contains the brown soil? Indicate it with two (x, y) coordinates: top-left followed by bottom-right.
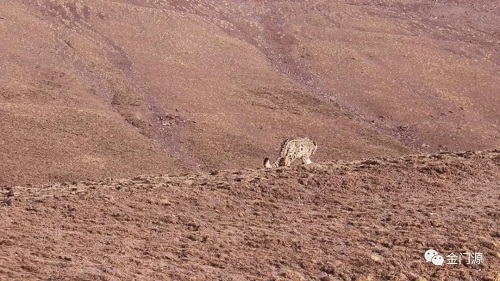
(1, 0), (499, 186)
(1, 1), (499, 280)
(1, 150), (499, 280)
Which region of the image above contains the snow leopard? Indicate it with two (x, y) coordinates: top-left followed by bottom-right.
(264, 137), (317, 168)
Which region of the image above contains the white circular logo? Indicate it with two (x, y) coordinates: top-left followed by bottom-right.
(424, 249), (439, 262)
(431, 254), (444, 266)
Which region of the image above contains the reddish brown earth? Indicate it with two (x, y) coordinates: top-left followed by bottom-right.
(1, 0), (499, 186)
(1, 150), (499, 280)
(1, 0), (499, 280)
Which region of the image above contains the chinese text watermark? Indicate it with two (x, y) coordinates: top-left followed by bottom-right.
(424, 249), (484, 266)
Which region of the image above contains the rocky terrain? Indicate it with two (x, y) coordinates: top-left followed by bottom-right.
(1, 0), (499, 280)
(1, 150), (499, 280)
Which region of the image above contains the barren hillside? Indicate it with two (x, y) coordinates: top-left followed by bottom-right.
(1, 150), (499, 280)
(1, 0), (499, 186)
(1, 2), (499, 279)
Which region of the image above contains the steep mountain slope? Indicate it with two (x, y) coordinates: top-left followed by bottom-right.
(1, 0), (499, 186)
(1, 150), (499, 280)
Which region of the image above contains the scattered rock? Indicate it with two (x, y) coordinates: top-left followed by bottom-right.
(183, 180), (194, 186)
(298, 178), (308, 185)
(484, 272), (500, 281)
(357, 274), (375, 281)
(370, 254), (383, 262)
(276, 270), (305, 281)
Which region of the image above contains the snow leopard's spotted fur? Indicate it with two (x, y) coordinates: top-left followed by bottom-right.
(264, 137), (317, 168)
